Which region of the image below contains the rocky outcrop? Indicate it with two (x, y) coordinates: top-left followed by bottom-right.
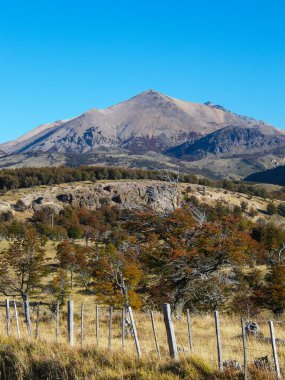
(2, 181), (179, 215)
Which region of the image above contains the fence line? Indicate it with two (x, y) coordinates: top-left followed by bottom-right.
(150, 310), (161, 359)
(13, 300), (20, 338)
(122, 307), (126, 351)
(0, 299), (284, 377)
(56, 301), (60, 343)
(214, 310), (223, 372)
(186, 309), (193, 354)
(81, 303), (84, 346)
(5, 299), (10, 336)
(269, 320), (281, 380)
(163, 303), (178, 360)
(35, 303), (40, 339)
(67, 300), (74, 346)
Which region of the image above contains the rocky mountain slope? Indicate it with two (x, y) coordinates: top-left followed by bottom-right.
(0, 90), (284, 179)
(167, 126), (285, 160)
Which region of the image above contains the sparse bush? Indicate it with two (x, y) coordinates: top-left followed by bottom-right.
(267, 202), (277, 215)
(240, 200), (248, 212)
(278, 203), (285, 217)
(13, 199), (28, 212)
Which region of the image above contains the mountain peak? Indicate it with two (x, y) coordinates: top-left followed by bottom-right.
(141, 89), (162, 95)
(129, 90), (176, 107)
(134, 89), (170, 99)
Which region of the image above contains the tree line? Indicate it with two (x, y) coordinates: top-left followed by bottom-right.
(245, 164), (285, 186)
(0, 165), (272, 199)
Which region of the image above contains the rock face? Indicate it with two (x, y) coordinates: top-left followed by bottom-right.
(2, 181), (179, 215)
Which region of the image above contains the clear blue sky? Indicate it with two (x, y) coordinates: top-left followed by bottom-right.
(0, 0), (284, 143)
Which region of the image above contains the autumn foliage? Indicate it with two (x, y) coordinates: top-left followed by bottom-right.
(1, 199), (285, 316)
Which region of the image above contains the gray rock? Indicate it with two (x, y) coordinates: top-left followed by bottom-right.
(223, 360), (242, 371)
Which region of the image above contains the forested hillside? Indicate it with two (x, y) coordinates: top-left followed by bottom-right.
(1, 195), (285, 315)
(246, 165), (285, 186)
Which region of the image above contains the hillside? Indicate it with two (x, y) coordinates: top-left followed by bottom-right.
(1, 177), (285, 380)
(0, 90), (284, 179)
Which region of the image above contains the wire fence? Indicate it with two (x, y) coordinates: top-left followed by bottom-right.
(0, 300), (284, 378)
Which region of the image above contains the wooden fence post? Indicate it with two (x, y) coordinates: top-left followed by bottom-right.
(150, 311), (161, 359)
(35, 303), (40, 339)
(56, 301), (60, 343)
(13, 300), (20, 338)
(269, 320), (281, 380)
(128, 306), (142, 358)
(214, 310), (223, 371)
(162, 303), (178, 360)
(108, 306), (113, 350)
(81, 303), (84, 346)
(186, 309), (193, 353)
(241, 318), (247, 380)
(67, 300), (74, 346)
(95, 304), (99, 347)
(122, 307), (125, 350)
(5, 299), (11, 336)
(24, 300), (32, 337)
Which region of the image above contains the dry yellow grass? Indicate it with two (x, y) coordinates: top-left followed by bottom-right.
(0, 335), (278, 380)
(0, 302), (283, 379)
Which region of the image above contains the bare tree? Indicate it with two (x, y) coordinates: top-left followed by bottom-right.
(188, 204), (207, 227)
(157, 166), (180, 211)
(277, 242), (285, 263)
(108, 261), (130, 306)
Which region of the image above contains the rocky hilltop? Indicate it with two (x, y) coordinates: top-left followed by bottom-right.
(0, 181), (179, 215)
(0, 180), (280, 224)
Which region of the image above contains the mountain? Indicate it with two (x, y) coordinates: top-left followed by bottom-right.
(0, 90), (284, 178)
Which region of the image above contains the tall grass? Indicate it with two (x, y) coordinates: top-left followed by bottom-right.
(0, 336), (277, 380)
(0, 301), (283, 379)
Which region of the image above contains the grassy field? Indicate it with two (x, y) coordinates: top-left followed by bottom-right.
(0, 336), (278, 380)
(0, 301), (283, 379)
